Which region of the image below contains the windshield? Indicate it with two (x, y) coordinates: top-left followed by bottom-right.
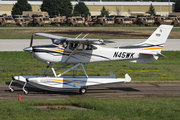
(164, 17), (171, 20)
(43, 18), (50, 21)
(4, 18), (13, 20)
(146, 18), (154, 20)
(106, 19), (113, 21)
(54, 39), (67, 48)
(23, 19), (30, 21)
(76, 18), (83, 21)
(123, 18), (131, 21)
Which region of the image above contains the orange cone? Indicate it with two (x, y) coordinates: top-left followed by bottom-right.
(18, 94), (21, 101)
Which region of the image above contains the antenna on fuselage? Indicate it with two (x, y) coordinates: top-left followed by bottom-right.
(118, 42), (123, 49)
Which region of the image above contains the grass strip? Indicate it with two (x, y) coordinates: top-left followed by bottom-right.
(0, 98), (180, 120)
(0, 27), (180, 39)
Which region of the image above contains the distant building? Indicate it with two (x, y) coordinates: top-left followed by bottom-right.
(0, 1), (174, 16)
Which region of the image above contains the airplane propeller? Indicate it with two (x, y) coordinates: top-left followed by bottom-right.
(23, 33), (33, 52)
(30, 33), (33, 47)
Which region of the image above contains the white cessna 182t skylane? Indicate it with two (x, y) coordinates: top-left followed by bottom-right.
(9, 25), (173, 94)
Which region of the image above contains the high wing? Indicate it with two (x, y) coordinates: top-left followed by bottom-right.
(35, 33), (65, 40)
(35, 33), (101, 44)
(35, 33), (115, 45)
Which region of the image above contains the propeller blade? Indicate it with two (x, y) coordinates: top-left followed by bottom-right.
(30, 33), (33, 47)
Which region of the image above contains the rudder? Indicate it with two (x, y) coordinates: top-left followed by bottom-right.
(139, 25), (173, 52)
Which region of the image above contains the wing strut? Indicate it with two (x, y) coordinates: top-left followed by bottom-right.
(64, 43), (82, 63)
(81, 63), (88, 78)
(82, 33), (89, 39)
(75, 32), (83, 39)
(43, 64), (70, 76)
(42, 62), (88, 78)
(57, 63), (88, 78)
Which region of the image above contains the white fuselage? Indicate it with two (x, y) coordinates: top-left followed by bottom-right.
(31, 44), (158, 64)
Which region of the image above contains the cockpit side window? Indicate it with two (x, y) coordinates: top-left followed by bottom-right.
(77, 44), (84, 50)
(85, 44), (97, 50)
(69, 43), (78, 50)
(69, 43), (97, 50)
(62, 42), (68, 48)
(54, 39), (67, 48)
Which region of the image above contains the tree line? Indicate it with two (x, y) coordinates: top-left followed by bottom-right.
(11, 0), (180, 16)
(12, 0), (91, 16)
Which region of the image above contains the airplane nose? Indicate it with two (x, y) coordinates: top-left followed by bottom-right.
(23, 47), (33, 52)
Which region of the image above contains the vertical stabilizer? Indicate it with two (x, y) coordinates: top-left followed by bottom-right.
(139, 25), (173, 52)
(123, 25), (173, 64)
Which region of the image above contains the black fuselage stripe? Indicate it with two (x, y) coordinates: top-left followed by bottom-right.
(119, 44), (164, 49)
(33, 49), (111, 61)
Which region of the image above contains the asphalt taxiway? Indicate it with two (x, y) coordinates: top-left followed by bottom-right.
(1, 83), (180, 100)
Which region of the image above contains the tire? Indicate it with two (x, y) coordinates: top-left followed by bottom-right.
(79, 88), (86, 94)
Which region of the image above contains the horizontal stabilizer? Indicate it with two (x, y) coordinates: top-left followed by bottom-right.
(140, 52), (166, 57)
(156, 53), (166, 57)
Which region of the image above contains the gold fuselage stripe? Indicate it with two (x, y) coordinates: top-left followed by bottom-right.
(138, 47), (162, 50)
(42, 78), (84, 84)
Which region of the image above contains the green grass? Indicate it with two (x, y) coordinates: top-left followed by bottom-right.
(0, 27), (180, 39)
(1, 27), (180, 120)
(0, 29), (45, 39)
(0, 98), (180, 120)
(0, 51), (180, 83)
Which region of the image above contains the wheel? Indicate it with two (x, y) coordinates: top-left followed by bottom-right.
(79, 88), (86, 94)
(10, 88), (14, 93)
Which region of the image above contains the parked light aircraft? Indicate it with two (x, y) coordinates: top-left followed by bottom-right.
(9, 25), (173, 94)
